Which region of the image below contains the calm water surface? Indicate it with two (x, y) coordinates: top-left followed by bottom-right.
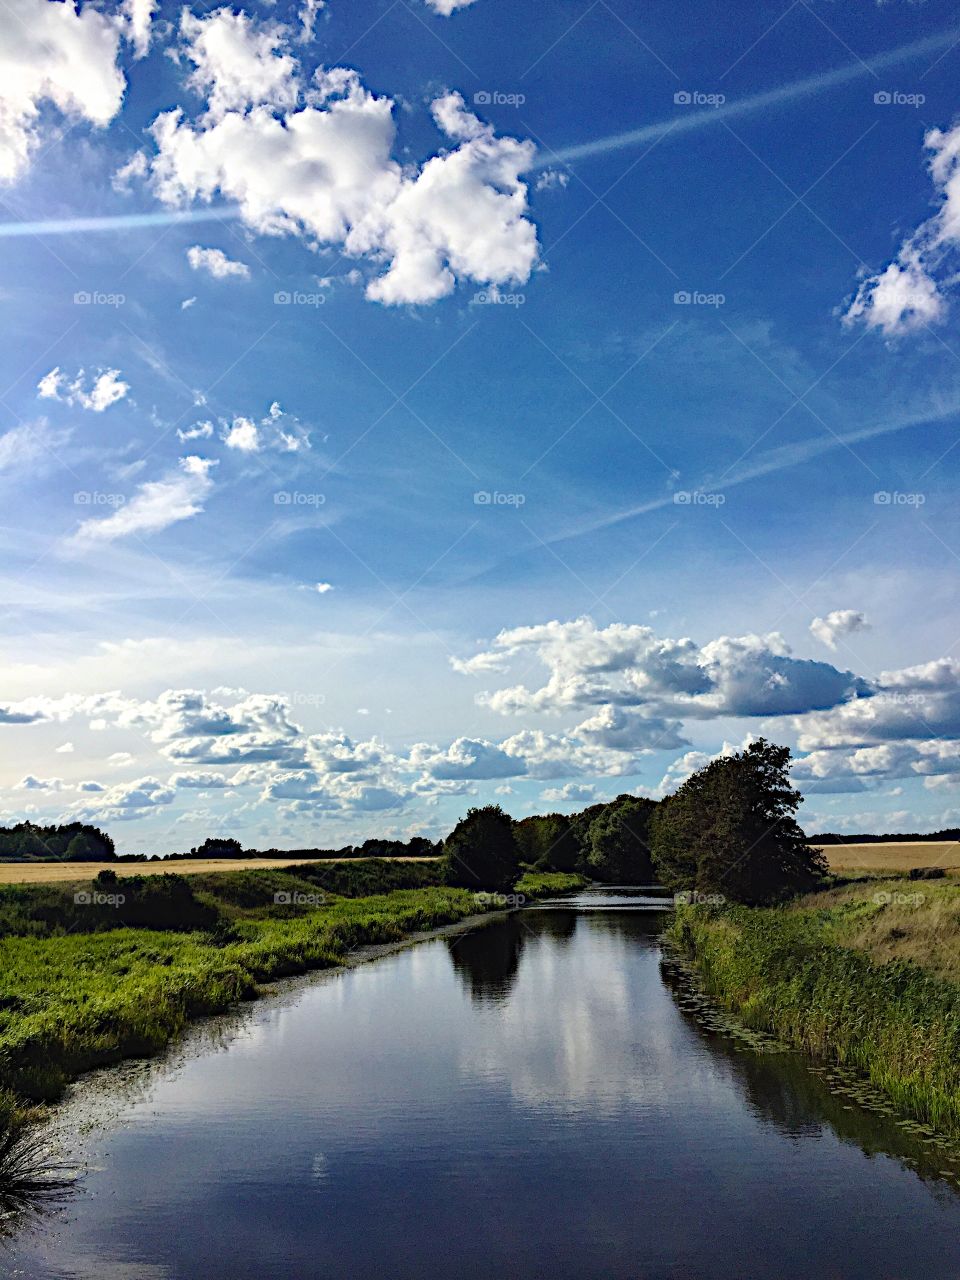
(7, 888), (960, 1279)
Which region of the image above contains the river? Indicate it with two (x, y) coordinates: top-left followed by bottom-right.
(6, 887), (960, 1278)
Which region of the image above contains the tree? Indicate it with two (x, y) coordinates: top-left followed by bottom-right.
(442, 805), (520, 893)
(650, 739), (827, 904)
(513, 813), (580, 871)
(584, 795), (657, 883)
(190, 837), (244, 859)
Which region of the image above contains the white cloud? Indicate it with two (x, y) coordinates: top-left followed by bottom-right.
(72, 456), (217, 544)
(37, 367), (130, 412)
(0, 0), (125, 183)
(424, 0), (479, 12)
(186, 244), (251, 279)
(14, 775), (62, 792)
(177, 420), (214, 442)
(122, 0), (157, 60)
(540, 782), (595, 804)
(810, 609), (870, 650)
(144, 16), (539, 306)
(458, 617), (868, 721)
(112, 149), (148, 193)
(298, 0), (325, 42)
(181, 296), (197, 310)
(535, 168), (569, 192)
(222, 415), (259, 452)
(314, 582), (333, 593)
(180, 8), (300, 120)
(844, 120), (960, 335)
(0, 421), (68, 472)
(55, 742), (74, 753)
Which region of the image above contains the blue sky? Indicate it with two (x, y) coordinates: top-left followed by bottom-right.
(3, 0), (960, 851)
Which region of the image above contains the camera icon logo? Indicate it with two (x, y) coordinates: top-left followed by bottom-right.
(474, 90), (491, 105)
(674, 90), (692, 105)
(874, 91), (891, 105)
(273, 291), (291, 305)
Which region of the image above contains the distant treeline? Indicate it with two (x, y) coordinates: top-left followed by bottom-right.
(0, 821), (115, 862)
(813, 829), (960, 845)
(127, 835), (442, 862)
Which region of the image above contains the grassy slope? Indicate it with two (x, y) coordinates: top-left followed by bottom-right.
(669, 878), (960, 1136)
(0, 866), (584, 1103)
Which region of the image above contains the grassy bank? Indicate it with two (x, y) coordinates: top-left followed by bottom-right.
(668, 880), (960, 1137)
(0, 865), (582, 1106)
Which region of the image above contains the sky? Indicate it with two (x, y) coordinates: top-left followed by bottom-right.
(3, 0), (960, 851)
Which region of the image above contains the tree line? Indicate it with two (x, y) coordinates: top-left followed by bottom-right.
(443, 739), (827, 905)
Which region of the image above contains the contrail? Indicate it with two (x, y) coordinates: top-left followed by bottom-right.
(0, 205), (240, 238)
(546, 28), (960, 165)
(541, 397), (960, 548)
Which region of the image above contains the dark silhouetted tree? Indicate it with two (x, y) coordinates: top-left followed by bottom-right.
(650, 739), (827, 904)
(442, 805), (520, 892)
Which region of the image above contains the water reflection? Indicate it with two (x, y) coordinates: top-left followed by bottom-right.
(661, 957), (960, 1191)
(8, 897), (960, 1279)
(446, 915), (527, 1002)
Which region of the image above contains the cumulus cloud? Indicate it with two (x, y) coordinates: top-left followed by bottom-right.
(71, 455), (217, 544)
(140, 11), (538, 306)
(14, 775), (62, 792)
(0, 0), (125, 183)
(187, 244), (251, 279)
(843, 120), (960, 336)
(540, 782), (595, 804)
(222, 415), (259, 452)
(37, 367), (130, 412)
(457, 617), (869, 721)
(122, 0), (157, 60)
(70, 776), (175, 821)
(810, 609), (869, 650)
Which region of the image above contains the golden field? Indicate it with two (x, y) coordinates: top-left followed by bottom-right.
(0, 855), (427, 885)
(818, 840), (960, 875)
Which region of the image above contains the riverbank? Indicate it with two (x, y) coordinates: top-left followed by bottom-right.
(0, 865), (582, 1106)
(667, 877), (960, 1138)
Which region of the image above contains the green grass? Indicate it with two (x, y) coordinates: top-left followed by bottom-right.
(0, 863), (582, 1213)
(668, 892), (960, 1137)
(0, 866), (583, 1104)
